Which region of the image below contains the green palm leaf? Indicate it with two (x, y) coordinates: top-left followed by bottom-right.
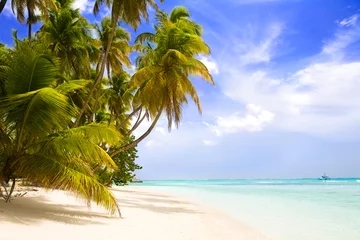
(13, 153), (119, 214)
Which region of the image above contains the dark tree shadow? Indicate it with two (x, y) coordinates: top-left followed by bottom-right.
(0, 195), (114, 225)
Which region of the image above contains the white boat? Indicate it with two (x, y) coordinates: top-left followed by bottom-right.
(318, 173), (330, 180)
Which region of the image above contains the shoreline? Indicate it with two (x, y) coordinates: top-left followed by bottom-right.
(0, 186), (270, 240)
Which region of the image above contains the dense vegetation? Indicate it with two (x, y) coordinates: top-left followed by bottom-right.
(0, 0), (214, 215)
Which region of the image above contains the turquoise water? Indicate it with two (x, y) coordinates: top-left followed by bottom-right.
(136, 179), (360, 240)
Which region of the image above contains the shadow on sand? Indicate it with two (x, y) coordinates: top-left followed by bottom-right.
(0, 196), (113, 225)
(112, 188), (203, 215)
(0, 188), (202, 226)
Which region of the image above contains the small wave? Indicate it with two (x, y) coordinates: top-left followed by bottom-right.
(325, 180), (348, 183)
(356, 180), (360, 183)
(257, 181), (286, 184)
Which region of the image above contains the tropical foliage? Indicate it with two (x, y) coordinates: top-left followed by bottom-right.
(0, 0), (214, 215)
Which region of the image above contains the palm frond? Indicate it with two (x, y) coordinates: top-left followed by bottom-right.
(13, 153), (119, 214)
(169, 6), (190, 23)
(56, 80), (91, 93)
(135, 32), (155, 44)
(62, 123), (122, 146)
(3, 41), (59, 94)
(1, 88), (77, 144)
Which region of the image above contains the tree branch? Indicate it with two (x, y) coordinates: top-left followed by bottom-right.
(110, 108), (162, 158)
(116, 105), (142, 131)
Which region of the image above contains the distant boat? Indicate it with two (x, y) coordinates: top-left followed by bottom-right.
(131, 177), (143, 183)
(131, 180), (143, 183)
(318, 173), (330, 180)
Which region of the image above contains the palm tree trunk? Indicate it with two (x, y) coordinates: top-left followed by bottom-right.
(93, 163), (102, 174)
(105, 177), (113, 187)
(116, 106), (142, 131)
(130, 108), (143, 129)
(5, 178), (15, 203)
(108, 113), (113, 126)
(89, 86), (101, 123)
(1, 182), (9, 199)
(126, 112), (147, 137)
(73, 20), (118, 127)
(110, 107), (163, 158)
(28, 23), (32, 39)
(0, 186), (3, 199)
(27, 8), (32, 39)
(0, 0), (7, 14)
(98, 166), (107, 177)
(107, 61), (111, 80)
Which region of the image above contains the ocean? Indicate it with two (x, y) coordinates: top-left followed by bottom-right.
(136, 179), (360, 240)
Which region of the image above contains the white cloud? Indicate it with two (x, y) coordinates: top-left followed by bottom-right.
(236, 23), (283, 66)
(338, 14), (359, 27)
(199, 56), (219, 75)
(145, 140), (161, 148)
(323, 16), (360, 58)
(203, 140), (217, 146)
(206, 104), (275, 135)
(220, 48), (360, 135)
(155, 127), (166, 136)
(208, 14), (360, 137)
(72, 0), (95, 14)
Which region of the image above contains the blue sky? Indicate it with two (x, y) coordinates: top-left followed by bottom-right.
(1, 0), (360, 179)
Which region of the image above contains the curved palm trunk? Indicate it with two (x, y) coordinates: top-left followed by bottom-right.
(89, 61), (111, 122)
(73, 20), (118, 127)
(127, 108), (143, 131)
(0, 0), (7, 14)
(92, 163), (102, 174)
(110, 107), (163, 158)
(116, 106), (142, 131)
(98, 166), (107, 177)
(126, 112), (147, 137)
(89, 87), (101, 123)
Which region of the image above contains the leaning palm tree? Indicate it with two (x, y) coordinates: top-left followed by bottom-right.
(0, 38), (121, 215)
(110, 6), (214, 157)
(73, 0), (164, 127)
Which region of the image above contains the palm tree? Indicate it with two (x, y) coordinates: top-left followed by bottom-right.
(7, 0), (55, 39)
(89, 17), (132, 121)
(0, 38), (121, 215)
(110, 6), (214, 157)
(38, 0), (97, 78)
(94, 17), (132, 79)
(73, 0), (164, 127)
(90, 71), (134, 130)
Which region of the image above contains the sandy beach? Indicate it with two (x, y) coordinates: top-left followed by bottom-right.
(0, 186), (269, 240)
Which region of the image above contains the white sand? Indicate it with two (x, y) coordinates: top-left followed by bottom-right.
(0, 186), (270, 240)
